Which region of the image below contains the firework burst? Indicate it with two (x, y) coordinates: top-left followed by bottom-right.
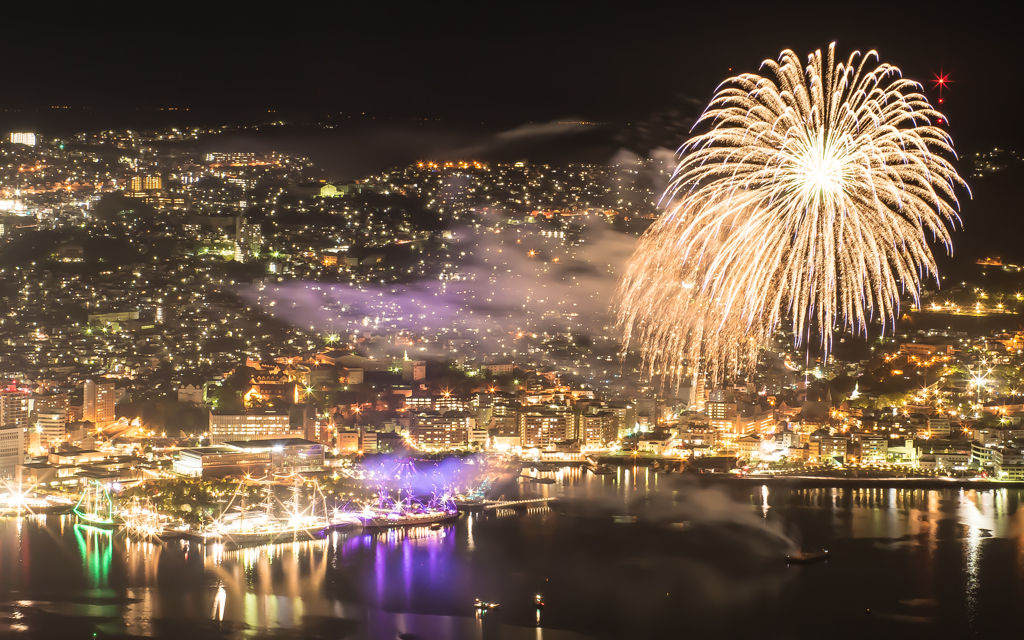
(616, 44), (966, 385)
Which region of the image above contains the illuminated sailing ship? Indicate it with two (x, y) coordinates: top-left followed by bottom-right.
(73, 479), (119, 529)
(201, 476), (341, 546)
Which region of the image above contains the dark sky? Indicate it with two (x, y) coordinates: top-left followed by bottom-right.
(3, 3), (1018, 151)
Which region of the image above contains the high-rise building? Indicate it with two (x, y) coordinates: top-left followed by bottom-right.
(580, 411), (617, 447)
(0, 423), (24, 478)
(606, 401), (637, 438)
(83, 379), (116, 426)
(234, 218), (263, 262)
(9, 132), (36, 146)
(0, 391), (30, 429)
(706, 394), (739, 436)
(209, 409), (291, 444)
(519, 409), (572, 448)
(30, 408), (67, 452)
(29, 393), (69, 417)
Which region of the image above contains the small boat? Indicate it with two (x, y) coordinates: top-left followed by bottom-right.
(589, 465), (615, 475)
(429, 522), (442, 530)
(613, 515), (637, 524)
(786, 549), (829, 564)
(520, 476), (556, 484)
(474, 599), (500, 610)
(534, 594), (545, 608)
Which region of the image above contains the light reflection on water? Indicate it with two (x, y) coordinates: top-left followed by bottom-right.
(0, 475), (1023, 637)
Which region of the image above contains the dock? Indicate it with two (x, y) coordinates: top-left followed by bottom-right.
(459, 497), (560, 512)
(482, 497), (559, 511)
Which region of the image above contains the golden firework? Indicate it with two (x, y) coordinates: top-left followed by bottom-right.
(617, 44), (966, 386)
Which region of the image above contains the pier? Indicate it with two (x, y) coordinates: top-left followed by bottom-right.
(481, 497), (559, 511)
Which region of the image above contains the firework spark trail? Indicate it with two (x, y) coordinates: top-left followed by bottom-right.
(616, 44), (967, 386)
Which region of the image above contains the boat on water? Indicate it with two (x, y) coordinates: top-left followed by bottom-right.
(158, 522), (192, 540)
(353, 486), (460, 529)
(534, 594), (545, 608)
(786, 549), (829, 564)
(122, 496), (165, 537)
(454, 479), (493, 506)
(73, 480), (119, 529)
(589, 465), (615, 475)
(357, 506), (459, 529)
(474, 599), (500, 610)
(0, 491), (74, 516)
(520, 475), (556, 484)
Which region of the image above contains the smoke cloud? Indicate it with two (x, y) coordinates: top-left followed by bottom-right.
(241, 215), (640, 359)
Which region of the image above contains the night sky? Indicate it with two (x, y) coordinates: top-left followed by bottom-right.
(3, 4), (1015, 149)
(2, 3), (1018, 261)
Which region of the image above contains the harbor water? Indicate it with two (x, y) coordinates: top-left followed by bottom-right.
(2, 467), (1023, 638)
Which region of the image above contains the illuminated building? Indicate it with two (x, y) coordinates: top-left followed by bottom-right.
(83, 379), (116, 426)
(223, 438), (324, 472)
(519, 409), (572, 448)
(235, 218), (262, 262)
(9, 132), (36, 146)
(927, 416), (952, 438)
(208, 409), (291, 445)
(88, 311), (140, 326)
(338, 429), (360, 453)
(361, 430), (378, 453)
(0, 391), (30, 429)
(734, 434), (761, 459)
(30, 393), (70, 417)
(129, 175), (162, 191)
(707, 404), (738, 435)
(319, 183), (357, 198)
(606, 401), (636, 438)
(336, 428), (377, 454)
(482, 362), (514, 376)
(434, 394), (470, 413)
(402, 360), (426, 381)
(580, 411), (616, 446)
(31, 408), (67, 451)
(0, 423), (24, 478)
(205, 151), (259, 165)
(411, 411), (469, 449)
(488, 415), (519, 438)
(170, 438), (325, 478)
(856, 434), (888, 464)
(739, 404), (775, 437)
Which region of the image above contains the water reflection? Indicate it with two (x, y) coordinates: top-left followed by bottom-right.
(73, 523), (113, 592)
(0, 476), (1023, 637)
(203, 537), (338, 634)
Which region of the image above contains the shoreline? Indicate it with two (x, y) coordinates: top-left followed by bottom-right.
(698, 474), (1024, 490)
